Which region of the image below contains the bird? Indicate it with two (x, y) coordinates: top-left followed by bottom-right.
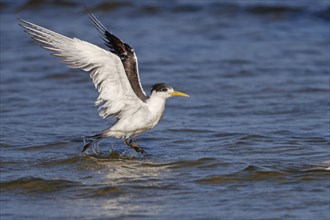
(18, 10), (189, 154)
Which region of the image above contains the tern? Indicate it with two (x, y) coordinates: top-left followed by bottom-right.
(18, 11), (189, 154)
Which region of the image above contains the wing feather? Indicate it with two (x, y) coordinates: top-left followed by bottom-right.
(18, 19), (145, 119)
(86, 10), (149, 102)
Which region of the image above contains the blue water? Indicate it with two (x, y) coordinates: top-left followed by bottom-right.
(1, 1), (329, 219)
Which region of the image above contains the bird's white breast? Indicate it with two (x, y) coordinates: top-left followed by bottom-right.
(107, 95), (166, 139)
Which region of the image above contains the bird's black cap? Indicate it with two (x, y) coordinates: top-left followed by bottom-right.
(151, 83), (171, 93)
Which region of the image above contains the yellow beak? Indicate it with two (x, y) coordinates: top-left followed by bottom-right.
(170, 90), (189, 97)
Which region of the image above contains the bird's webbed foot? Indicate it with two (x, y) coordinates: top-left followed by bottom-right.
(124, 139), (146, 154)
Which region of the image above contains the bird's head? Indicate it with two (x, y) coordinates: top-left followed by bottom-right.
(150, 83), (189, 99)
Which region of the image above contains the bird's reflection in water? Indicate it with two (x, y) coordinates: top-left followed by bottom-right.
(80, 151), (169, 217)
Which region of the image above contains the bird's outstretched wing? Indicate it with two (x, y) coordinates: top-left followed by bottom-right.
(18, 19), (145, 119)
(86, 10), (149, 102)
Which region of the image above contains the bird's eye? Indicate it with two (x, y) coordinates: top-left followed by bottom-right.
(161, 88), (167, 92)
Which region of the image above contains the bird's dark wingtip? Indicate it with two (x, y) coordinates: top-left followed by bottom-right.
(83, 5), (95, 18)
(82, 4), (91, 12)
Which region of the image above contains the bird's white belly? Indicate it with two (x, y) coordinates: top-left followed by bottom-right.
(107, 106), (163, 139)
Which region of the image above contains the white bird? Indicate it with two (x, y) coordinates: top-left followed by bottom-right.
(18, 10), (189, 154)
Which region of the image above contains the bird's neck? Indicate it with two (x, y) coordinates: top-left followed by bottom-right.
(146, 94), (167, 115)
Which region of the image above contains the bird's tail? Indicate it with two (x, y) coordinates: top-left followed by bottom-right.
(82, 133), (104, 153)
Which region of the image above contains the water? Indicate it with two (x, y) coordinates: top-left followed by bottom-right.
(1, 1), (329, 219)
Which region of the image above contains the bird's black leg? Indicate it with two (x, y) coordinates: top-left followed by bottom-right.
(124, 139), (146, 154)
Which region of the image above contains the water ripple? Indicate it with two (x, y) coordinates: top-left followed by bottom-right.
(196, 163), (329, 185)
(0, 177), (79, 194)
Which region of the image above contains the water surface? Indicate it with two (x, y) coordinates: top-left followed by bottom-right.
(1, 1), (329, 219)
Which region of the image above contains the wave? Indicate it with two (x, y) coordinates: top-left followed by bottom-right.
(2, 0), (329, 22)
(0, 177), (79, 193)
(196, 163), (329, 185)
